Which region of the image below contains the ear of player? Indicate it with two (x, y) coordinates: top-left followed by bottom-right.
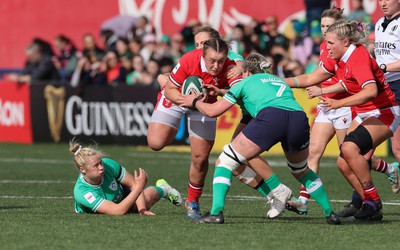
(181, 76), (207, 95)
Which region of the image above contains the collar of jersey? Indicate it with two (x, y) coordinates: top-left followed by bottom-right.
(80, 174), (103, 188)
(339, 44), (356, 63)
(200, 56), (209, 73)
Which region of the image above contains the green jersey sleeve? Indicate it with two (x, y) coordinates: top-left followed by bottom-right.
(102, 158), (126, 182)
(74, 184), (105, 213)
(227, 50), (244, 62)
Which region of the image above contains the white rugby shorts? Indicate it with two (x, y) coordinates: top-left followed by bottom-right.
(150, 92), (216, 140)
(314, 104), (352, 130)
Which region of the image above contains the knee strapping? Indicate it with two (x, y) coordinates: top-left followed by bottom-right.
(287, 159), (308, 174)
(236, 165), (257, 184)
(342, 125), (373, 155)
(218, 144), (247, 171)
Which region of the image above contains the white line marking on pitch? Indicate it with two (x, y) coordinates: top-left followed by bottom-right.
(1, 194), (399, 206)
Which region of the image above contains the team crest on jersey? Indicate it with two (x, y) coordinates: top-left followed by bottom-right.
(84, 192), (96, 204)
(109, 180), (118, 191)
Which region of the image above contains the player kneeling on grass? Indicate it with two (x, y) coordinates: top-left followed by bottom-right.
(70, 139), (182, 215)
(177, 53), (340, 225)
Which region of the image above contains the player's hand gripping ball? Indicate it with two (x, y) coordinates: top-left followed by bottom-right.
(181, 76), (207, 96)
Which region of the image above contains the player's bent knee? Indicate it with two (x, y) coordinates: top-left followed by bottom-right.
(341, 125), (373, 156)
(287, 159), (308, 174)
(218, 144), (247, 171)
(236, 165), (257, 184)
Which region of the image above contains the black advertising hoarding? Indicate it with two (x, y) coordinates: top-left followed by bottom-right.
(30, 84), (160, 144)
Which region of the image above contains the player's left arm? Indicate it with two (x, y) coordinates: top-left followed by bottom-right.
(385, 61), (400, 72)
(120, 170), (148, 214)
(176, 94), (233, 117)
(195, 98), (233, 117)
(321, 82), (377, 111)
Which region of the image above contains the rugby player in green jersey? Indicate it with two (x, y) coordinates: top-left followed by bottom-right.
(70, 140), (182, 215)
(177, 53), (340, 225)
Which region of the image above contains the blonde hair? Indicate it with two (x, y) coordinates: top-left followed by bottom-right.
(321, 4), (344, 21)
(327, 20), (369, 45)
(69, 139), (104, 169)
(243, 53), (272, 74)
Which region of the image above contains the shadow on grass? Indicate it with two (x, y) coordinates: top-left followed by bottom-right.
(224, 214), (393, 225)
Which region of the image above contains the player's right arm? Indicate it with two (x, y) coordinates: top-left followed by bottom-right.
(165, 78), (182, 104)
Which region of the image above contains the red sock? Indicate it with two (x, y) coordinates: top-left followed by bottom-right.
(187, 181), (203, 203)
(363, 184), (380, 201)
(375, 159), (388, 173)
(299, 185), (310, 199)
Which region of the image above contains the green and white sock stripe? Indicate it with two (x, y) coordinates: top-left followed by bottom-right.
(211, 166), (233, 215)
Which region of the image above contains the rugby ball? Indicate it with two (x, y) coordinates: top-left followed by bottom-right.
(181, 76), (206, 95)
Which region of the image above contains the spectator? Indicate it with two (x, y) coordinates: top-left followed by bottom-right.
(81, 33), (105, 62)
(52, 34), (80, 81)
(257, 15), (290, 56)
(32, 37), (54, 57)
(126, 54), (147, 85)
(154, 34), (172, 60)
(98, 51), (126, 86)
(168, 33), (185, 64)
(7, 43), (60, 84)
(347, 0), (370, 22)
(145, 57), (161, 90)
(228, 24), (246, 56)
(140, 33), (158, 64)
(71, 53), (104, 87)
(310, 20), (324, 55)
(180, 19), (202, 52)
(158, 56), (174, 75)
(304, 0), (331, 34)
(115, 37), (132, 59)
(128, 37), (142, 56)
(290, 19), (313, 67)
(99, 29), (118, 52)
(127, 15), (155, 42)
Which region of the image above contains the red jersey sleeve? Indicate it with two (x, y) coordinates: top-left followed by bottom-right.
(349, 50), (376, 89)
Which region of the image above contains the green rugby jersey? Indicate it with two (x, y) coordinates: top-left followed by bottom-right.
(74, 158), (126, 214)
(227, 50), (244, 62)
(224, 73), (303, 117)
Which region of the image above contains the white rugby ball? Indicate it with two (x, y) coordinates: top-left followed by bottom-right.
(181, 76), (206, 95)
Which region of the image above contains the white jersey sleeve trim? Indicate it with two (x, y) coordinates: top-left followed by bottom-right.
(340, 80), (348, 92)
(361, 80), (376, 89)
(169, 75), (182, 87)
(93, 198), (105, 212)
(321, 64), (335, 75)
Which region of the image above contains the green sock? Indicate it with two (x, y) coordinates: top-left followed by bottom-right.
(210, 166), (233, 215)
(256, 181), (271, 197)
(299, 170), (332, 217)
(265, 173), (281, 190)
(152, 186), (165, 199)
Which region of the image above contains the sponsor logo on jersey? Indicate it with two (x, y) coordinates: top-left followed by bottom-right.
(84, 192), (96, 204)
(172, 63), (181, 74)
(109, 180), (118, 191)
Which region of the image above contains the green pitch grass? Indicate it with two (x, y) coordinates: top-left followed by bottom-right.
(1, 143), (400, 250)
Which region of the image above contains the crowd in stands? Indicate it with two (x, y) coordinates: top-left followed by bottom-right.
(4, 0), (375, 93)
